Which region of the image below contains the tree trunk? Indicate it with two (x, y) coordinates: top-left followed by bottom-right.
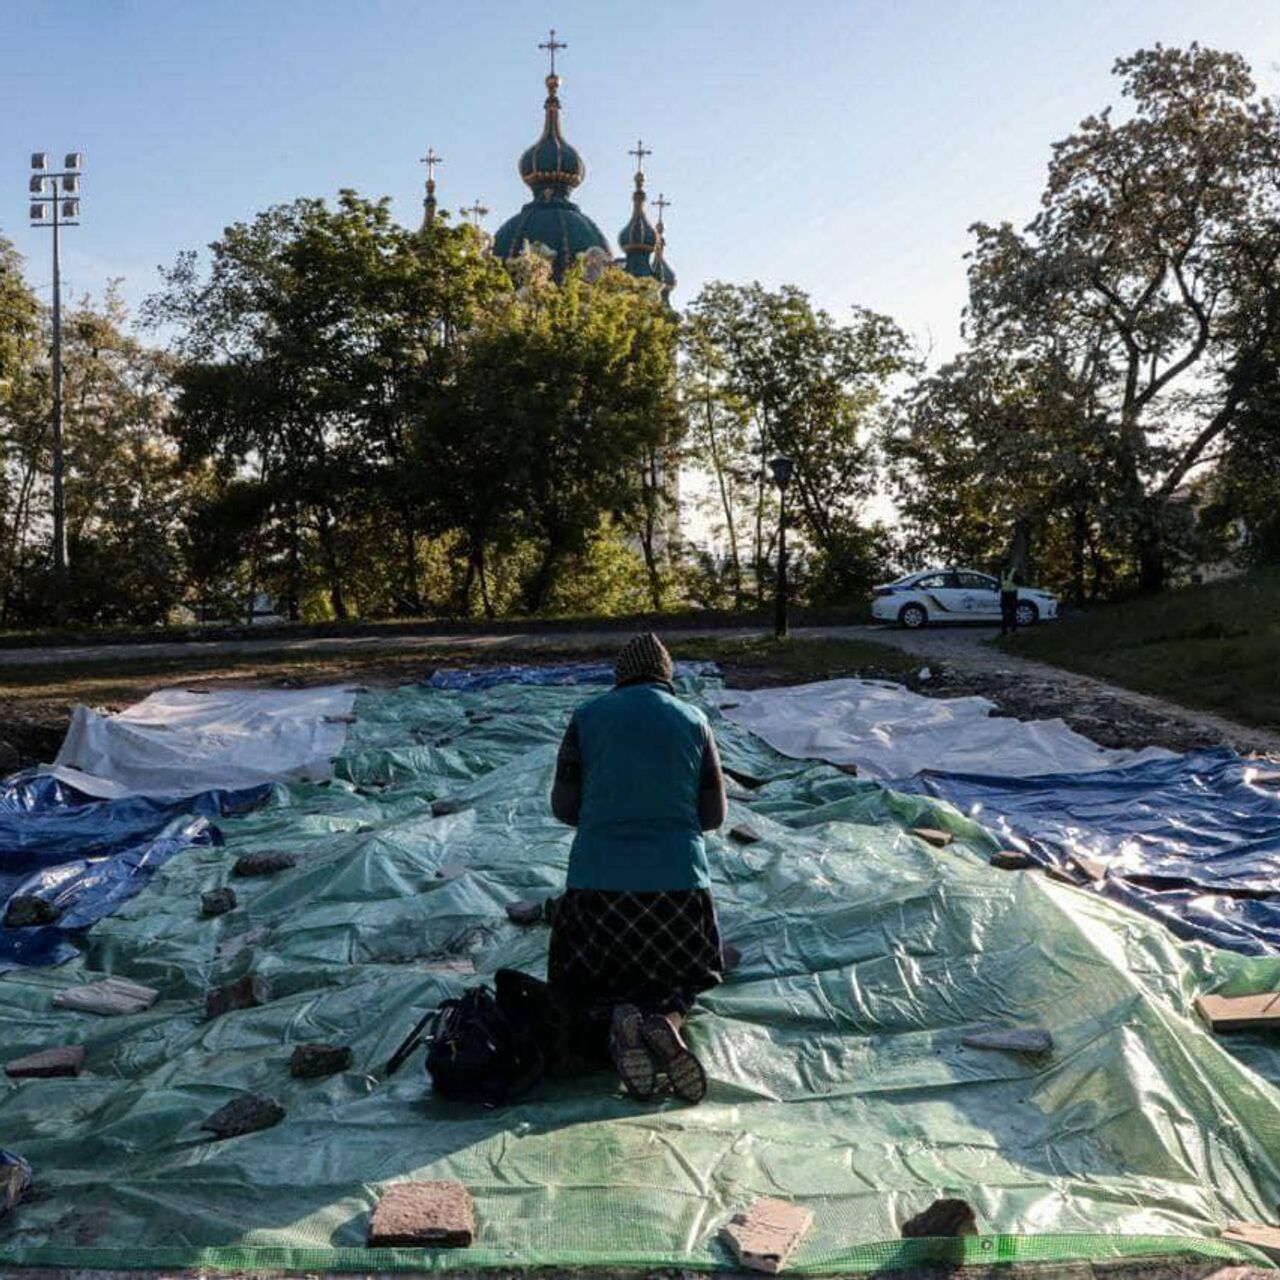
(1009, 518), (1032, 579)
(314, 507), (349, 620)
(475, 541), (495, 620)
(703, 389), (742, 606)
(400, 510), (422, 616)
(524, 539), (562, 614)
(286, 504), (302, 622)
(1071, 508), (1087, 607)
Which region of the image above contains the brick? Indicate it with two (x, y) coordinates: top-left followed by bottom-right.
(200, 887), (237, 917)
(1196, 992), (1280, 1033)
(53, 977), (157, 1017)
(201, 1092), (285, 1140)
(1069, 854), (1108, 882)
(3, 895), (60, 929)
(836, 763), (859, 777)
(232, 851), (298, 877)
(721, 1197), (813, 1274)
(1250, 771), (1280, 788)
(1044, 864), (1079, 885)
(910, 827), (953, 848)
(729, 824), (763, 845)
(5, 1044), (86, 1079)
(902, 1198), (978, 1238)
(962, 1026), (1053, 1055)
(1223, 1222), (1280, 1261)
(206, 974), (272, 1019)
(990, 850), (1033, 871)
(368, 1180), (475, 1248)
(290, 1043), (353, 1079)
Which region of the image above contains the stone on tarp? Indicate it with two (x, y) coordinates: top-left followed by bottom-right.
(200, 887), (237, 917)
(368, 1180), (476, 1248)
(723, 766), (766, 790)
(206, 974), (271, 1019)
(290, 1043), (353, 1079)
(2, 895), (60, 929)
(232, 851), (299, 877)
(215, 926), (270, 960)
(434, 863), (468, 880)
(961, 1026), (1053, 1055)
(1223, 1222), (1280, 1261)
(910, 827), (952, 848)
(836, 763), (859, 777)
(729, 824), (763, 845)
(901, 1197), (978, 1238)
(1069, 853), (1108, 882)
(721, 1197), (813, 1274)
(721, 942), (743, 973)
(53, 977), (158, 1017)
(990, 850), (1034, 871)
(201, 1092), (285, 1140)
(1, 1150), (32, 1221)
(506, 899), (545, 925)
(1196, 992), (1280, 1033)
(431, 798), (466, 817)
(5, 1044), (86, 1079)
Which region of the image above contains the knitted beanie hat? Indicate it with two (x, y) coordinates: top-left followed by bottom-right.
(614, 633), (674, 687)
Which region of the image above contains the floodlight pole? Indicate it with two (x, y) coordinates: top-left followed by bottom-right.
(50, 192), (66, 579)
(769, 456), (795, 640)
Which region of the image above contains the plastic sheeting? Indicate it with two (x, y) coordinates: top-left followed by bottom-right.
(427, 660), (719, 690)
(902, 749), (1280, 956)
(707, 678), (1175, 780)
(54, 685), (357, 796)
(0, 771), (272, 971)
(3, 681), (1280, 1274)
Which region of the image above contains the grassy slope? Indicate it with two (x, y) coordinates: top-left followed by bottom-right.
(1000, 568), (1280, 729)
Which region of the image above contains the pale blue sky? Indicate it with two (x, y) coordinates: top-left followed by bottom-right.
(6, 0), (1280, 359)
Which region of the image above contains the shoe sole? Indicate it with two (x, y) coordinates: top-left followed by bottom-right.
(609, 1005), (657, 1099)
(640, 1014), (707, 1103)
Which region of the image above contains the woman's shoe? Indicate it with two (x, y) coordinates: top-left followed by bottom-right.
(609, 1004), (657, 1099)
(640, 1013), (708, 1103)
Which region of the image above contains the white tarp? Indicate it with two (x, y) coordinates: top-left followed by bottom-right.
(707, 678), (1175, 780)
(53, 685), (358, 797)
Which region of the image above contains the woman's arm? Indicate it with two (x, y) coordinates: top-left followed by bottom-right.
(551, 716), (583, 826)
(698, 726), (728, 832)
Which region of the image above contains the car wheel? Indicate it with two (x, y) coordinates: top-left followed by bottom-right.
(899, 603), (927, 629)
(1014, 601), (1039, 628)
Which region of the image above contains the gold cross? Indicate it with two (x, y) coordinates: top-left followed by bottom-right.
(538, 28), (567, 75)
(627, 139), (652, 175)
(419, 148), (443, 181)
(465, 200), (490, 226)
(654, 193), (671, 223)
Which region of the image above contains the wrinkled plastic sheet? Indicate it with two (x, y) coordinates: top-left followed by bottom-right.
(707, 678), (1175, 780)
(54, 685), (357, 796)
(427, 659), (720, 690)
(902, 748), (1280, 956)
(0, 771), (272, 971)
(3, 681), (1280, 1273)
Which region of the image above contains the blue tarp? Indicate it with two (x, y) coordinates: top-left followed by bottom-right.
(427, 660), (720, 690)
(0, 773), (272, 971)
(902, 748), (1280, 955)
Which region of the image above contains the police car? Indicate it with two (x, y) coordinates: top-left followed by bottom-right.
(870, 568), (1059, 629)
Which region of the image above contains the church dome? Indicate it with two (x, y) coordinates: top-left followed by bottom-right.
(619, 174), (658, 254)
(518, 75), (585, 194)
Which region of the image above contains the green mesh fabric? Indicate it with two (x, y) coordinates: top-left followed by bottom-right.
(2, 678), (1280, 1273)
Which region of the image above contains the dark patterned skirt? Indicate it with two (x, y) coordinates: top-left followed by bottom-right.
(548, 887), (723, 1019)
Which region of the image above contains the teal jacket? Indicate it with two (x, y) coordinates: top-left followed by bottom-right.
(551, 682), (725, 892)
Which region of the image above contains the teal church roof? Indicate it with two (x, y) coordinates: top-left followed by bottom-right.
(493, 73), (610, 279)
(619, 173), (659, 280)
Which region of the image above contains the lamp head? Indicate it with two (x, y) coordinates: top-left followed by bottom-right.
(769, 455), (795, 490)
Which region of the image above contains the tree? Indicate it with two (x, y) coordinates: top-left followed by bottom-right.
(967, 44), (1280, 589)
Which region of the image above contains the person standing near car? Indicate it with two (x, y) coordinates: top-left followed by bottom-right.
(999, 563), (1020, 635)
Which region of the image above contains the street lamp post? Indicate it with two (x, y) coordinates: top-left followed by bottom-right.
(28, 151), (83, 584)
(769, 455), (794, 640)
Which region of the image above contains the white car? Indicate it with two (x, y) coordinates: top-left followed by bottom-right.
(871, 568), (1059, 629)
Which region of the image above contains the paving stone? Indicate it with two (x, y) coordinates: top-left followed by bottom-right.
(1196, 992), (1280, 1032)
(1070, 854), (1108, 882)
(901, 1198), (978, 1238)
(465, 711), (495, 724)
(729, 824), (763, 845)
(1251, 771), (1280, 788)
(367, 1180), (476, 1248)
(3, 895), (60, 929)
(910, 827), (953, 848)
(506, 899), (545, 925)
(200, 887), (237, 917)
(990, 850), (1034, 871)
(721, 1197), (813, 1274)
(836, 763), (859, 777)
(201, 1092), (285, 1140)
(1, 1151), (32, 1220)
(5, 1044), (86, 1079)
(1044, 864), (1080, 885)
(232, 851), (299, 877)
(53, 977), (158, 1017)
(205, 974), (272, 1019)
(431, 798), (466, 817)
(323, 712), (358, 724)
(961, 1026), (1054, 1055)
(290, 1043), (353, 1078)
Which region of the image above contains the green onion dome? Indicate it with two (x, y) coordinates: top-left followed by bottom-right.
(619, 174), (658, 256)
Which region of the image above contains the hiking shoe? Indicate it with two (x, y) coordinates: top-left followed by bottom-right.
(609, 1004), (657, 1100)
(640, 1013), (708, 1104)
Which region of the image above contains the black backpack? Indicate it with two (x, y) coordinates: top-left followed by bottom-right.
(395, 977), (544, 1106)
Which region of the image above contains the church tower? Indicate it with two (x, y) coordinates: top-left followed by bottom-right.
(492, 30), (612, 280)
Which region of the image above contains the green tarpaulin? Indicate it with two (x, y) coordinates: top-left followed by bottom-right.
(2, 679), (1279, 1273)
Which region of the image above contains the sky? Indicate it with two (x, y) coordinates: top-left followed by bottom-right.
(7, 0), (1280, 363)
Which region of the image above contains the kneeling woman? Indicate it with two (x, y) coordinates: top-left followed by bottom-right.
(548, 634), (727, 1103)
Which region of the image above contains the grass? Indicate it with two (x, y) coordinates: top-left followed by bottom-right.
(999, 567), (1280, 730)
